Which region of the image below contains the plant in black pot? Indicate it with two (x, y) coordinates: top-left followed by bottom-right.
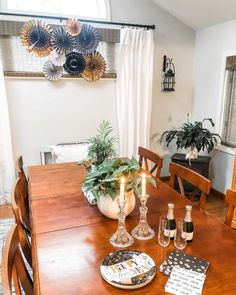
(87, 120), (117, 166)
(160, 117), (221, 159)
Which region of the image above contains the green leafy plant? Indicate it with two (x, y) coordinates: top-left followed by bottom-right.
(161, 118), (221, 153)
(87, 121), (117, 165)
(82, 157), (156, 200)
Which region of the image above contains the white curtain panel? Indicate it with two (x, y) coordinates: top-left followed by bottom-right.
(117, 28), (154, 159)
(0, 59), (15, 204)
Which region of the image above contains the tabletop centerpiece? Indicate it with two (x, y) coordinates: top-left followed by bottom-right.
(82, 157), (156, 219)
(160, 115), (221, 160)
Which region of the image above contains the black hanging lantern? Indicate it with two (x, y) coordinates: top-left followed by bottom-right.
(162, 55), (175, 92)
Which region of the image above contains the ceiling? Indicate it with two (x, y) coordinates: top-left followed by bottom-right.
(152, 0), (236, 30)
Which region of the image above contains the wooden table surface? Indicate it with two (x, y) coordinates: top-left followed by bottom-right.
(28, 162), (236, 295)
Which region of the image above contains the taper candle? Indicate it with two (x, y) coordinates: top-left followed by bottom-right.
(120, 176), (125, 201)
(141, 173), (146, 196)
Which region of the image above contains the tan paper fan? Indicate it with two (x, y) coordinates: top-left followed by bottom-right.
(66, 18), (82, 36)
(82, 51), (106, 82)
(20, 20), (52, 57)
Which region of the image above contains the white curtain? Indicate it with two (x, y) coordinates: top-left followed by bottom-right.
(0, 58), (15, 204)
(117, 28), (154, 159)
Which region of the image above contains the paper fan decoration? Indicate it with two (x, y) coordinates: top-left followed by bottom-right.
(49, 50), (66, 66)
(64, 52), (85, 75)
(51, 26), (75, 55)
(21, 20), (52, 57)
(43, 60), (63, 81)
(66, 18), (82, 36)
(82, 51), (106, 81)
(74, 24), (99, 54)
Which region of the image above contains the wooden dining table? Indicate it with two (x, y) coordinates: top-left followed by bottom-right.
(28, 162), (236, 295)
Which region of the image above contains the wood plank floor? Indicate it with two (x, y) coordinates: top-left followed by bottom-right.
(0, 190), (227, 222)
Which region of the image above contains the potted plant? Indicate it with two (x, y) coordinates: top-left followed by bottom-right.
(82, 157), (156, 219)
(160, 117), (221, 159)
(87, 120), (117, 166)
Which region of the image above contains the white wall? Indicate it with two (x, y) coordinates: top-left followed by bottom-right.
(6, 78), (117, 165)
(192, 19), (236, 192)
(5, 0), (195, 170)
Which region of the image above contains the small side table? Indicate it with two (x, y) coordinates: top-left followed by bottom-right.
(171, 153), (211, 193)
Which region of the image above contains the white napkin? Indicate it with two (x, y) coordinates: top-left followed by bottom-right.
(82, 187), (97, 206)
(165, 266), (206, 295)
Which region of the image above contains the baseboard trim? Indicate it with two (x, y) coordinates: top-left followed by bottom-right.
(160, 176), (170, 182)
(210, 188), (225, 199)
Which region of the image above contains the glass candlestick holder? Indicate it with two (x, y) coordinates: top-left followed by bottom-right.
(109, 197), (134, 248)
(131, 194), (155, 240)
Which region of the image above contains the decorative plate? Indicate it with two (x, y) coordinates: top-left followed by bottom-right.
(43, 60), (63, 81)
(63, 52), (85, 75)
(49, 50), (66, 66)
(100, 250), (156, 289)
(74, 24), (99, 54)
(66, 18), (82, 36)
(51, 26), (75, 55)
(20, 20), (52, 57)
(82, 51), (106, 82)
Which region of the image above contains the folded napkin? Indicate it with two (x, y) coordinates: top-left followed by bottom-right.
(82, 187), (97, 206)
(160, 250), (209, 276)
(165, 266), (206, 295)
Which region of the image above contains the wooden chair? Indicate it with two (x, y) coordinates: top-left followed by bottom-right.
(15, 155), (28, 196)
(230, 157), (236, 228)
(2, 224), (33, 295)
(169, 162), (211, 209)
(224, 189), (236, 227)
(12, 178), (31, 237)
(138, 146), (163, 178)
(11, 179), (32, 267)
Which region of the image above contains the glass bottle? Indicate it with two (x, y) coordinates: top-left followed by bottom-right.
(165, 203), (176, 240)
(184, 205), (194, 242)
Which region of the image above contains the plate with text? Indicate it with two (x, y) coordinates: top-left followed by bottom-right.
(100, 250), (156, 289)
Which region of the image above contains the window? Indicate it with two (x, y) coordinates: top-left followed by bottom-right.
(221, 55), (236, 147)
(0, 0), (119, 78)
(1, 0), (110, 20)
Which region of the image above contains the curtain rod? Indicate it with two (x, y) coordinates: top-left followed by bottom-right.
(0, 12), (155, 30)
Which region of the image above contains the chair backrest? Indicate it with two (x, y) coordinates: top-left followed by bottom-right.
(138, 146), (163, 178)
(169, 162), (211, 209)
(225, 189), (236, 227)
(2, 224), (33, 295)
(11, 179), (32, 267)
(12, 178), (31, 236)
(15, 155), (29, 196)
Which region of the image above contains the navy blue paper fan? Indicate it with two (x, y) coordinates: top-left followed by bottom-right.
(74, 24), (99, 54)
(51, 26), (75, 55)
(64, 52), (85, 75)
(20, 20), (52, 57)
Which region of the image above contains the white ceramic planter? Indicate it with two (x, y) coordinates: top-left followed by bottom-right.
(97, 190), (136, 220)
(185, 147), (198, 160)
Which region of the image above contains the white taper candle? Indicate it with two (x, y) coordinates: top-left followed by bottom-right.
(141, 173), (146, 196)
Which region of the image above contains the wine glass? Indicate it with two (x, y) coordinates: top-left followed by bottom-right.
(174, 218), (187, 250)
(158, 215), (170, 247)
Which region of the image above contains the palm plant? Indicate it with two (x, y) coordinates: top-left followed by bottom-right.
(161, 118), (221, 153)
(87, 121), (117, 165)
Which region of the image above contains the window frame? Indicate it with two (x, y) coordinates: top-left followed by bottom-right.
(0, 0), (111, 21)
(218, 50), (236, 148)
